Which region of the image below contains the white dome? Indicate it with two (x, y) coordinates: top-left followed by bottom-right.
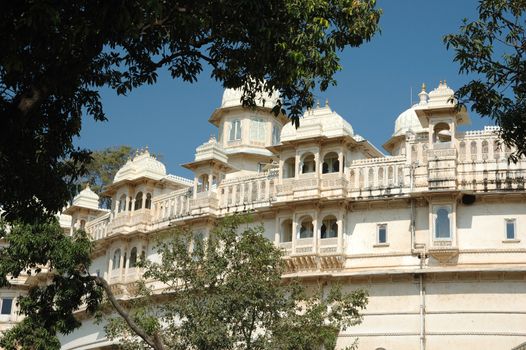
(221, 87), (280, 109)
(281, 104), (354, 142)
(71, 184), (100, 210)
(113, 149), (166, 183)
(393, 107), (427, 137)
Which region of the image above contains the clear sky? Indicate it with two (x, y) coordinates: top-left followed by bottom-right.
(75, 0), (486, 179)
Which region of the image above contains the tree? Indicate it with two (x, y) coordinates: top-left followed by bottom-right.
(77, 145), (135, 208)
(0, 0), (381, 222)
(444, 0), (526, 161)
(102, 215), (368, 350)
(0, 219), (103, 350)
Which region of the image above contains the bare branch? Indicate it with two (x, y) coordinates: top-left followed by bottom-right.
(94, 276), (165, 350)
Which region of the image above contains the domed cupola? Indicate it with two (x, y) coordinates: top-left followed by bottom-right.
(220, 87), (280, 109)
(280, 101), (354, 142)
(113, 148), (167, 183)
(393, 107), (427, 137)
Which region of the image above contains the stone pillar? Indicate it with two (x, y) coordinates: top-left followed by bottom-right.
(193, 177), (198, 198)
(208, 173), (213, 192)
(338, 208), (345, 254)
(291, 213), (297, 254)
(338, 150), (344, 175)
(313, 210), (319, 254)
(295, 151), (301, 178)
(125, 195), (130, 212)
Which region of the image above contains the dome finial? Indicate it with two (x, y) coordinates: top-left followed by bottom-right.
(421, 83), (426, 92)
(316, 99), (320, 108)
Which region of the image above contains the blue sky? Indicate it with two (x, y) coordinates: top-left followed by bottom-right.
(75, 0), (486, 179)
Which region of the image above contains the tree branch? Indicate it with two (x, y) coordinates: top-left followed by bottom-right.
(94, 276), (165, 350)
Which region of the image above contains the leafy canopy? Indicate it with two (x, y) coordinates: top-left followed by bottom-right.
(444, 0), (526, 161)
(0, 219), (103, 350)
(103, 215), (368, 350)
(0, 0), (381, 222)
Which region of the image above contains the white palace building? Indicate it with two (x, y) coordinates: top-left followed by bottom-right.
(3, 81), (526, 350)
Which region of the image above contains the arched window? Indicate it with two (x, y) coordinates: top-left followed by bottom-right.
(134, 192), (143, 210)
(283, 158), (296, 179)
(281, 219), (293, 242)
(112, 249), (121, 270)
(378, 167), (384, 186)
(321, 215), (338, 239)
(493, 140), (500, 160)
(349, 170), (356, 188)
(482, 140), (489, 160)
(229, 119), (242, 141)
(388, 166), (394, 186)
(422, 143), (428, 163)
(128, 197), (132, 211)
(301, 153), (316, 174)
(298, 216), (314, 239)
(411, 145), (417, 161)
(358, 168), (364, 189)
(398, 167), (404, 185)
(470, 141), (477, 160)
(80, 219), (86, 230)
(433, 122), (451, 143)
(322, 152), (339, 174)
(435, 207), (451, 239)
(368, 168), (374, 187)
(145, 193), (152, 209)
(272, 124), (281, 145)
(250, 117), (266, 141)
(129, 247), (138, 268)
(198, 174), (209, 192)
(118, 194), (126, 213)
(459, 141), (466, 161)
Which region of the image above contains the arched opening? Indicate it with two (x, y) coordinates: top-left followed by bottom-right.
(470, 141), (477, 160)
(482, 140), (489, 160)
(320, 215), (338, 239)
(322, 152), (339, 174)
(134, 192), (143, 210)
(301, 153), (316, 174)
(433, 122), (451, 143)
(358, 169), (365, 189)
(298, 216), (314, 239)
(368, 168), (374, 188)
(493, 140), (501, 160)
(283, 157), (296, 179)
(378, 167), (384, 186)
(459, 141), (466, 161)
(145, 193), (152, 209)
(280, 219), (293, 243)
(80, 219), (86, 230)
(388, 166), (394, 186)
(129, 247), (138, 268)
(197, 174), (209, 192)
(112, 249), (121, 270)
(118, 194), (126, 213)
(435, 207), (451, 239)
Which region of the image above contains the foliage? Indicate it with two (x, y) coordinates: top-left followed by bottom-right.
(77, 145), (135, 208)
(0, 0), (381, 222)
(0, 219), (103, 350)
(444, 0), (526, 161)
(104, 215), (367, 350)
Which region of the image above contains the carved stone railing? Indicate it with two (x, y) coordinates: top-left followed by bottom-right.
(85, 212), (110, 240)
(152, 188), (192, 223)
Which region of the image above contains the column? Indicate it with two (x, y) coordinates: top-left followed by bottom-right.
(338, 150), (344, 175)
(193, 177), (198, 198)
(125, 195), (130, 212)
(313, 211), (319, 254)
(291, 213), (297, 254)
(295, 151), (301, 178)
(338, 208), (345, 254)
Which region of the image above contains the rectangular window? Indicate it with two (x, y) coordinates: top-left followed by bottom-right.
(506, 219), (516, 240)
(229, 120), (241, 141)
(377, 224), (387, 244)
(1, 298), (13, 315)
(250, 118), (266, 141)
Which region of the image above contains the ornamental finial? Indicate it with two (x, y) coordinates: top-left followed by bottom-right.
(421, 83), (426, 92)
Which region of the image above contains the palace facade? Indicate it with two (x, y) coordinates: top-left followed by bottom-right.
(4, 81), (526, 350)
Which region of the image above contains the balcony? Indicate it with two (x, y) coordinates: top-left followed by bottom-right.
(107, 209), (151, 235)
